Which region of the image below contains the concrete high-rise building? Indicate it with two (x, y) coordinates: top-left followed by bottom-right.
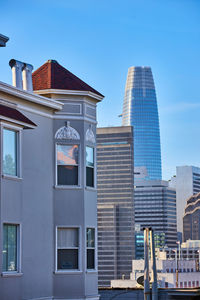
(183, 193), (200, 242)
(134, 180), (177, 258)
(97, 126), (134, 287)
(169, 166), (200, 238)
(122, 66), (162, 183)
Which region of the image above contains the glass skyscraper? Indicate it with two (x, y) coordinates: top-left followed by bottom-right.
(122, 66), (162, 182)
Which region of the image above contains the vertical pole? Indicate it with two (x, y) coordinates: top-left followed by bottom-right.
(144, 228), (150, 300)
(150, 229), (158, 300)
(175, 249), (178, 288)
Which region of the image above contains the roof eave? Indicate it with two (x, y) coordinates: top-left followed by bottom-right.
(0, 116), (36, 129)
(33, 89), (104, 102)
(0, 81), (63, 110)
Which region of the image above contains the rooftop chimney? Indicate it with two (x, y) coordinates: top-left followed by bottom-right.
(9, 59), (34, 92)
(22, 63), (33, 92)
(9, 59), (24, 89)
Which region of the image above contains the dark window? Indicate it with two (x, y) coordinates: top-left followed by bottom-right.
(87, 228), (95, 269)
(86, 147), (94, 187)
(57, 145), (78, 185)
(3, 224), (18, 272)
(57, 228), (79, 270)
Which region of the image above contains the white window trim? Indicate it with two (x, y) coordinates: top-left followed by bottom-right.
(1, 222), (22, 276)
(86, 226), (97, 272)
(55, 142), (81, 188)
(85, 145), (96, 189)
(55, 226), (82, 273)
(0, 122), (22, 179)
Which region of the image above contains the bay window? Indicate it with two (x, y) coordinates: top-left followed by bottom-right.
(57, 227), (79, 270)
(56, 144), (79, 185)
(86, 228), (95, 269)
(86, 146), (94, 187)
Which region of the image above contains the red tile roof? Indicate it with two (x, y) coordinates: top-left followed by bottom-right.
(0, 104), (36, 128)
(32, 60), (103, 97)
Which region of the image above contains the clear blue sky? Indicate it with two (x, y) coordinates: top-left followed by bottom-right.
(1, 0), (200, 180)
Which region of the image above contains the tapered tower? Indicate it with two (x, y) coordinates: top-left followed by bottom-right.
(122, 66), (162, 182)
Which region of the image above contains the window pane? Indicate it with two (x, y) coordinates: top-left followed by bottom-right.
(86, 167), (94, 187)
(57, 145), (78, 165)
(57, 249), (78, 269)
(87, 249), (95, 269)
(86, 147), (94, 167)
(58, 228), (78, 248)
(87, 228), (95, 247)
(57, 165), (78, 185)
(3, 225), (17, 272)
(3, 129), (17, 176)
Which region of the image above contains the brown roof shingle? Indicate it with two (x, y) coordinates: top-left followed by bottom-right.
(32, 60), (103, 97)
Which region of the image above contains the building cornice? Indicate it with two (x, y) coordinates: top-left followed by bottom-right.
(0, 81), (63, 111)
(34, 89), (104, 102)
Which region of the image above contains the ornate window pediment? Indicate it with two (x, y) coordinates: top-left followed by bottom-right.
(55, 121), (80, 140)
(86, 125), (95, 144)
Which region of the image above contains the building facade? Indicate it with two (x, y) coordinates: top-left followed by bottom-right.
(169, 166), (200, 238)
(183, 193), (200, 242)
(97, 126), (134, 287)
(129, 258), (200, 289)
(122, 66), (162, 183)
(134, 180), (177, 258)
(0, 58), (103, 300)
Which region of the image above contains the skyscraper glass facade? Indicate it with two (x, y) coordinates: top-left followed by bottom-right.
(122, 66), (162, 181)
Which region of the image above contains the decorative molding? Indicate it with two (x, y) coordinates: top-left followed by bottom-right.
(85, 104), (96, 119)
(34, 89), (104, 102)
(86, 125), (95, 144)
(55, 121), (80, 140)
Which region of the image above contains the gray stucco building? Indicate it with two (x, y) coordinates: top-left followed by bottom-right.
(0, 59), (103, 300)
(96, 126), (134, 287)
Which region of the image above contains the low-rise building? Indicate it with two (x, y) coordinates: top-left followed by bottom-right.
(0, 58), (104, 300)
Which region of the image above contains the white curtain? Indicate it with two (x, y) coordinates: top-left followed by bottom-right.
(58, 228), (78, 248)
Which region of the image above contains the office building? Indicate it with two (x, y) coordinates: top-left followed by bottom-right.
(183, 193), (200, 242)
(122, 66), (162, 183)
(0, 58), (103, 300)
(97, 126), (134, 287)
(169, 166), (200, 238)
(134, 180), (177, 258)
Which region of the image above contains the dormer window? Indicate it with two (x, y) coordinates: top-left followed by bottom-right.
(56, 144), (79, 186)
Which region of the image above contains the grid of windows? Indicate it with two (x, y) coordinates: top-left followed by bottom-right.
(97, 127), (134, 286)
(122, 67), (162, 182)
